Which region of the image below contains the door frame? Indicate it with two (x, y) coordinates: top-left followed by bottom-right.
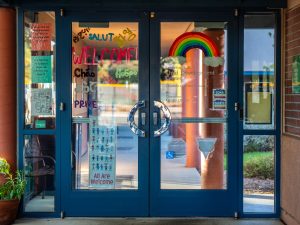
(237, 10), (281, 218)
(17, 7), (281, 218)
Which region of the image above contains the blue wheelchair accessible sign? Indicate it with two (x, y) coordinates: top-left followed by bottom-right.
(166, 151), (175, 159)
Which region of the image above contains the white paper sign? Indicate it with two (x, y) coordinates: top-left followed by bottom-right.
(212, 88), (226, 110)
(89, 117), (116, 189)
(31, 88), (52, 116)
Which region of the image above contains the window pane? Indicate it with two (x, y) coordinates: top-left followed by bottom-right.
(243, 135), (275, 213)
(24, 11), (56, 129)
(23, 135), (55, 212)
(160, 22), (228, 189)
(243, 15), (275, 130)
(71, 22), (139, 190)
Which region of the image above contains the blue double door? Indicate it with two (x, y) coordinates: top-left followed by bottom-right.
(59, 11), (239, 217)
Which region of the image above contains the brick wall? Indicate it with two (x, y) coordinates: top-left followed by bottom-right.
(281, 2), (300, 225)
(284, 6), (300, 136)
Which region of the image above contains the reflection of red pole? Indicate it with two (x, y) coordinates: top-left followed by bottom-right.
(200, 29), (225, 189)
(184, 49), (200, 169)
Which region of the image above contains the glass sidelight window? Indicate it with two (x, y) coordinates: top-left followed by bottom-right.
(243, 15), (275, 130)
(242, 14), (277, 213)
(22, 11), (56, 213)
(160, 22), (228, 190)
(243, 135), (275, 213)
(71, 22), (139, 190)
(23, 135), (56, 212)
(24, 11), (56, 129)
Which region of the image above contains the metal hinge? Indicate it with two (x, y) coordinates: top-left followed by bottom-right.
(234, 211), (239, 219)
(59, 102), (65, 111)
(60, 9), (64, 17)
(60, 211), (65, 219)
(234, 9), (238, 17)
(150, 12), (155, 19)
(235, 102), (244, 120)
(234, 102), (239, 111)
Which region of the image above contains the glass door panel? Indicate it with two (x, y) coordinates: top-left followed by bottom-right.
(61, 13), (149, 216)
(150, 14), (237, 217)
(62, 12), (236, 217)
(160, 22), (228, 190)
(71, 22), (139, 190)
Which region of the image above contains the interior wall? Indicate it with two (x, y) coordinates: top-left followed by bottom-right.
(281, 0), (300, 224)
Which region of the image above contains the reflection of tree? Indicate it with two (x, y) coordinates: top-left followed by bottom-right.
(160, 56), (185, 81)
(24, 27), (31, 84)
(262, 31), (275, 73)
(244, 136), (274, 152)
(268, 31), (274, 48)
(263, 64), (274, 72)
(98, 60), (138, 84)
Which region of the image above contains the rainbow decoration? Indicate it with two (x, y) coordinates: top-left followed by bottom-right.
(169, 32), (220, 57)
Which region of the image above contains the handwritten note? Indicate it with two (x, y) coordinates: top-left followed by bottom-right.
(30, 23), (52, 51)
(113, 27), (136, 48)
(73, 27), (90, 43)
(31, 56), (52, 83)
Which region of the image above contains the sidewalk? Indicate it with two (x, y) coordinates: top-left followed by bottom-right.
(14, 218), (284, 225)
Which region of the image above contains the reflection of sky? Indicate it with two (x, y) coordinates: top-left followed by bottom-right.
(244, 29), (274, 71)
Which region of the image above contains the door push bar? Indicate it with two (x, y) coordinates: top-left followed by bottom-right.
(128, 100), (172, 138)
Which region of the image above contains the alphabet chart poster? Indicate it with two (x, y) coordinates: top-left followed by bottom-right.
(31, 88), (52, 116)
(89, 117), (116, 189)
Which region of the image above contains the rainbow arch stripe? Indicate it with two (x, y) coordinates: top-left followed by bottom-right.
(169, 32), (220, 57)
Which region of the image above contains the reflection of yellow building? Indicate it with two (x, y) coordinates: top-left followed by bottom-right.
(245, 82), (273, 124)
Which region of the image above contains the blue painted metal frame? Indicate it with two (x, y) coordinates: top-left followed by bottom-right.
(237, 9), (281, 218)
(17, 8), (61, 218)
(12, 0), (287, 10)
(59, 11), (150, 217)
(16, 5), (282, 218)
(149, 11), (239, 217)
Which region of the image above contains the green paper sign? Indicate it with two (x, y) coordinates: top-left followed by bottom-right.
(292, 55), (300, 94)
(35, 120), (46, 129)
(31, 56), (52, 83)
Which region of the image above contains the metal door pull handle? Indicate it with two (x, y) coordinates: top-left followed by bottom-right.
(153, 101), (171, 137)
(128, 100), (146, 137)
(141, 112), (146, 126)
(153, 112), (158, 126)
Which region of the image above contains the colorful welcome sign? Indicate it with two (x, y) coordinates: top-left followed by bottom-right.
(169, 32), (224, 67)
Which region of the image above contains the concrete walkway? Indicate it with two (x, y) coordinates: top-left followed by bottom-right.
(14, 218), (285, 225)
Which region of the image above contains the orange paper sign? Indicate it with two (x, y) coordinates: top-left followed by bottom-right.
(30, 23), (52, 51)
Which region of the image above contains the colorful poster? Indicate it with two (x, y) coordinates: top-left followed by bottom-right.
(292, 55), (300, 94)
(30, 23), (52, 51)
(31, 88), (52, 116)
(212, 88), (226, 110)
(31, 56), (52, 83)
(89, 117), (116, 189)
